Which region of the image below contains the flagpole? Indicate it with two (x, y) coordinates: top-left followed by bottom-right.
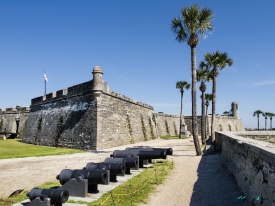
(44, 71), (47, 96)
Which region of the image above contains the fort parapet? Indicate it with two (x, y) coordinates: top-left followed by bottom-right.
(216, 131), (275, 205)
(22, 66), (180, 150)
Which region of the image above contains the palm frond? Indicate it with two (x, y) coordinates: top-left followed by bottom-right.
(203, 51), (233, 74)
(253, 110), (263, 116)
(205, 93), (213, 101)
(197, 68), (211, 82)
(171, 17), (188, 42)
(198, 8), (214, 38)
(176, 81), (191, 91)
(172, 4), (213, 46)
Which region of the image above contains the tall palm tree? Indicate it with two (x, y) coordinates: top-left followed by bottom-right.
(205, 93), (212, 141)
(262, 112), (270, 130)
(197, 67), (210, 144)
(269, 113), (275, 130)
(176, 81), (190, 138)
(171, 4), (213, 156)
(253, 110), (263, 130)
(202, 51), (233, 142)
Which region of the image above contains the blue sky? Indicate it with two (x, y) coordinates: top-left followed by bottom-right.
(1, 0), (274, 129)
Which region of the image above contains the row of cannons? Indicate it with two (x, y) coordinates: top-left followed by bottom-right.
(24, 146), (173, 206)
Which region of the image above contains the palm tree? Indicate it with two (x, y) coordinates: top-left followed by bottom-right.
(253, 110), (263, 130)
(205, 93), (212, 141)
(262, 112), (270, 130)
(197, 68), (210, 144)
(202, 51), (233, 142)
(171, 4), (214, 156)
(223, 111), (230, 116)
(176, 81), (191, 138)
(269, 113), (275, 130)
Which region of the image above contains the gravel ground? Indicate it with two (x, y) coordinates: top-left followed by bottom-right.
(0, 137), (248, 206)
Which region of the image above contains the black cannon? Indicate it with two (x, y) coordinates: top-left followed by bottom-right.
(56, 169), (108, 194)
(110, 149), (166, 167)
(26, 188), (69, 206)
(125, 147), (173, 163)
(126, 147), (173, 155)
(84, 162), (126, 182)
(104, 156), (139, 174)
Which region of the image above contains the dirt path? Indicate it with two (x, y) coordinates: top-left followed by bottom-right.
(0, 137), (247, 206)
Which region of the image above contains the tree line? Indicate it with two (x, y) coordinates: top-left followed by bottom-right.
(172, 4), (233, 155)
(253, 110), (275, 130)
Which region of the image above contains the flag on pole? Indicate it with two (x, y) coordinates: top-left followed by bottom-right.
(44, 72), (48, 82)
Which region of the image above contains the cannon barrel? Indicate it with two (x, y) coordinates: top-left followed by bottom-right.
(26, 188), (69, 204)
(104, 157), (138, 169)
(85, 162), (126, 176)
(126, 147), (173, 155)
(111, 150), (167, 160)
(56, 169), (108, 185)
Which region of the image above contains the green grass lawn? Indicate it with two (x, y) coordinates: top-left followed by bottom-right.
(0, 139), (84, 159)
(160, 135), (188, 139)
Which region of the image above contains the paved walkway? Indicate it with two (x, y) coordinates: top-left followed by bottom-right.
(0, 137), (249, 205)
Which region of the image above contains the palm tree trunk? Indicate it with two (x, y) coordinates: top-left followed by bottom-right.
(265, 117), (267, 130)
(211, 70), (217, 142)
(258, 115), (260, 130)
(201, 90), (205, 144)
(271, 118), (273, 130)
(179, 91), (183, 138)
(205, 104), (208, 141)
(191, 45), (202, 155)
(270, 118), (272, 130)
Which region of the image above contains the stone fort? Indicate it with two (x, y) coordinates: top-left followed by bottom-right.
(1, 66), (244, 150)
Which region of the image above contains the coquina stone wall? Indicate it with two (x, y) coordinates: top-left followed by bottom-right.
(216, 131), (275, 205)
(185, 115), (245, 136)
(23, 66), (180, 150)
(96, 90), (158, 150)
(0, 107), (29, 139)
(154, 113), (180, 137)
(23, 80), (98, 150)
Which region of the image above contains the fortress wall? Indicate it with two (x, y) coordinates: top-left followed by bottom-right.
(216, 131), (275, 205)
(185, 115), (245, 136)
(96, 91), (157, 150)
(154, 113), (180, 137)
(23, 93), (97, 150)
(23, 69), (160, 150)
(0, 107), (29, 138)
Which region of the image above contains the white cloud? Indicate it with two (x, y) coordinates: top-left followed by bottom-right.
(252, 81), (275, 86)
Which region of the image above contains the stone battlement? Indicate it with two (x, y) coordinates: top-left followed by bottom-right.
(23, 66), (178, 150)
(31, 81), (93, 106)
(0, 107), (30, 113)
(30, 78), (153, 110)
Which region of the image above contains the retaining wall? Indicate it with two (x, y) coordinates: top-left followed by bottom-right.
(216, 131), (275, 205)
